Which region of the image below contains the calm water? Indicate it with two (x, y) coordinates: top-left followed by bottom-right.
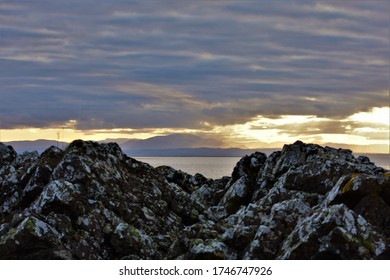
(135, 157), (241, 179)
(136, 154), (389, 180)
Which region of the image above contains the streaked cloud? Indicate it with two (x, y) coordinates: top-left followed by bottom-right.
(0, 0), (388, 151)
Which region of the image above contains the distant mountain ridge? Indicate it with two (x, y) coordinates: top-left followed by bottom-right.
(3, 134), (274, 156)
(2, 133), (388, 156)
(3, 139), (68, 153)
(123, 147), (278, 157)
(121, 134), (225, 150)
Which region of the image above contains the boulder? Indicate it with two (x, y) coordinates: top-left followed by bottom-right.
(0, 216), (68, 259)
(278, 204), (386, 259)
(325, 173), (390, 236)
(188, 240), (237, 260)
(218, 152), (267, 215)
(0, 143), (17, 167)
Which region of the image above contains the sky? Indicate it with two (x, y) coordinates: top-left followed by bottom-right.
(0, 0), (389, 152)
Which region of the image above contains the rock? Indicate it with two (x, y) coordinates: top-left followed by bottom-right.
(32, 180), (84, 218)
(110, 222), (156, 259)
(188, 240), (236, 260)
(218, 152), (267, 215)
(230, 152), (267, 183)
(0, 140), (388, 259)
(157, 166), (198, 193)
(219, 176), (252, 215)
(257, 141), (385, 195)
(0, 140), (190, 259)
(0, 216), (68, 259)
(243, 199), (311, 259)
(0, 143), (17, 167)
(207, 206), (228, 221)
(278, 204), (386, 260)
(325, 174), (390, 236)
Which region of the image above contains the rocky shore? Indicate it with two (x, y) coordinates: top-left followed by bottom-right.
(0, 140), (389, 259)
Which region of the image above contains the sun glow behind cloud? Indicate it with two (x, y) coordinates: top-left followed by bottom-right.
(0, 1), (388, 153)
(347, 107), (389, 125)
(202, 107), (390, 151)
(1, 107), (389, 153)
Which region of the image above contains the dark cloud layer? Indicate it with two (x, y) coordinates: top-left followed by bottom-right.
(0, 0), (388, 130)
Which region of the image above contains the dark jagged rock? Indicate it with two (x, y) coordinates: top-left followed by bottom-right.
(325, 174), (390, 236)
(219, 152), (267, 215)
(278, 204), (386, 259)
(0, 140), (388, 259)
(0, 143), (17, 167)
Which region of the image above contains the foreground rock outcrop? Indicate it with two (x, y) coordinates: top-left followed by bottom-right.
(0, 140), (388, 259)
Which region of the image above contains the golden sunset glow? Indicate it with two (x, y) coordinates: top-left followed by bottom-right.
(347, 107), (389, 125)
(2, 107), (388, 153)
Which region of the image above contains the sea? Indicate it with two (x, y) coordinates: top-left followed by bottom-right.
(136, 154), (389, 180)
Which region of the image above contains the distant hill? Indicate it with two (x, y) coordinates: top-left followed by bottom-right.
(117, 134), (277, 156)
(2, 133), (388, 156)
(2, 137), (274, 156)
(2, 139), (68, 153)
(120, 134), (225, 150)
(123, 147), (278, 157)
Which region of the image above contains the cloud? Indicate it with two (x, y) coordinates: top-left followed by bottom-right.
(0, 0), (388, 146)
(272, 120), (389, 137)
